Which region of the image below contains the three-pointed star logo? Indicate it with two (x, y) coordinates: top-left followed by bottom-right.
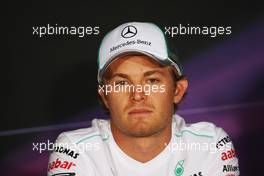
(121, 25), (137, 38)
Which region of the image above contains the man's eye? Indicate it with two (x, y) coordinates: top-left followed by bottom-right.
(115, 80), (128, 85)
(147, 78), (160, 84)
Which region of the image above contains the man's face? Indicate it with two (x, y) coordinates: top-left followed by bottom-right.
(99, 55), (188, 137)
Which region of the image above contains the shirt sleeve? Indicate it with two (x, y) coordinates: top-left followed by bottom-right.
(47, 132), (96, 176)
(206, 127), (240, 175)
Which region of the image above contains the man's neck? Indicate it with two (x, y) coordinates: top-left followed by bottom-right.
(110, 122), (172, 163)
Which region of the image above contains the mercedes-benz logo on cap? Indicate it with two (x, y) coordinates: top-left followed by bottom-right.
(121, 25), (137, 38)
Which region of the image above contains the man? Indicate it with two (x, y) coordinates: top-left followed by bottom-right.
(48, 22), (239, 176)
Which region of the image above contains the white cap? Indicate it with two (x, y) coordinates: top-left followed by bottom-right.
(97, 22), (182, 83)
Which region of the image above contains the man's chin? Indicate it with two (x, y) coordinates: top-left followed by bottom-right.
(127, 130), (155, 138)
(126, 125), (162, 138)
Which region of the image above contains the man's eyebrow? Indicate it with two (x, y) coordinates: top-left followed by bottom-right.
(110, 69), (164, 79)
(111, 73), (130, 79)
(143, 69), (165, 77)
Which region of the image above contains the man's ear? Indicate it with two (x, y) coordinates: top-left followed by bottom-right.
(98, 85), (109, 109)
(173, 78), (188, 104)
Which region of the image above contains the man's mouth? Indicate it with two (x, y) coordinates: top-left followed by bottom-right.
(128, 108), (153, 116)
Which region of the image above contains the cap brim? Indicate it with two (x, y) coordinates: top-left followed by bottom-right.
(97, 50), (172, 83)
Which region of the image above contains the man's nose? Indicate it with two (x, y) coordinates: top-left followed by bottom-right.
(131, 85), (146, 102)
